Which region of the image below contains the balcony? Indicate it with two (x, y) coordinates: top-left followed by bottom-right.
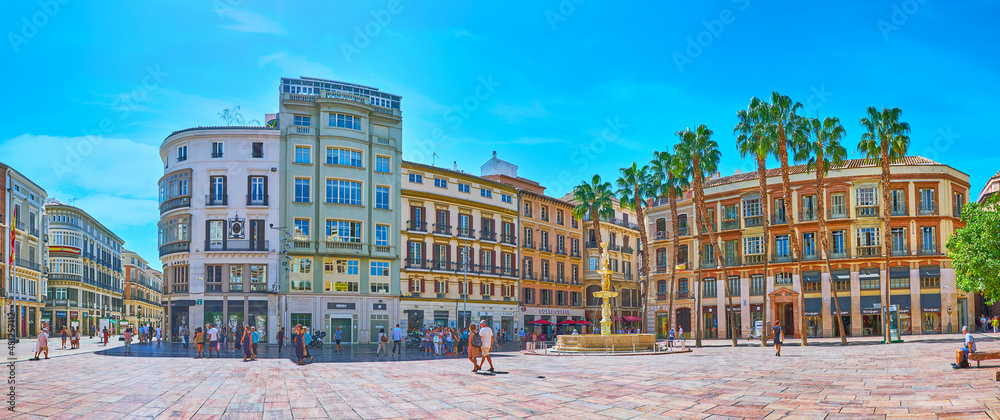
(891, 206), (908, 217)
(654, 231), (669, 240)
(828, 208), (848, 220)
(724, 256), (742, 267)
(856, 205), (879, 218)
(158, 241), (190, 256)
(324, 240), (364, 254)
(857, 245), (881, 257)
(676, 291), (691, 300)
(571, 277), (581, 285)
(15, 258), (41, 272)
(407, 220), (427, 233)
(205, 194), (228, 206)
(457, 227), (475, 239)
(540, 215), (549, 222)
(918, 203), (938, 216)
(204, 240), (269, 252)
(431, 259), (453, 271)
(541, 273), (552, 282)
(15, 221), (25, 231)
(571, 249), (581, 258)
(499, 267), (519, 278)
(655, 266), (668, 274)
(555, 247), (567, 256)
(607, 244), (621, 252)
(500, 234), (516, 245)
(678, 226), (690, 236)
(891, 244), (909, 257)
(405, 260), (428, 270)
(771, 213), (787, 225)
(289, 239), (314, 251)
(701, 259), (715, 269)
(744, 216), (764, 228)
(825, 248), (848, 260)
(555, 275), (567, 284)
(799, 209), (817, 222)
(211, 152), (224, 158)
(722, 219), (740, 230)
(523, 240), (536, 250)
(433, 224), (452, 236)
(623, 274), (633, 281)
(28, 226), (39, 237)
(919, 245), (940, 255)
(585, 241), (600, 249)
(622, 246), (634, 254)
(801, 252), (819, 261)
(743, 254), (765, 265)
(770, 253), (793, 263)
(246, 195), (269, 206)
(293, 125), (312, 135)
(159, 196), (191, 214)
(480, 231), (496, 242)
(523, 272), (538, 281)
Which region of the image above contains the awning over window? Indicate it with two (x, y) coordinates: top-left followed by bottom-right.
(920, 293), (941, 308)
(919, 265), (941, 278)
(804, 298), (822, 316)
(832, 269), (850, 282)
(859, 268), (880, 281)
(860, 295), (881, 314)
(890, 294), (911, 314)
(830, 296), (851, 315)
(803, 270), (821, 283)
(889, 267), (910, 279)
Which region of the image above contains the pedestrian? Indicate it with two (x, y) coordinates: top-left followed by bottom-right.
(276, 327), (286, 353)
(60, 327), (68, 349)
(772, 320), (784, 357)
(478, 320), (495, 372)
(432, 328), (441, 355)
(156, 325), (162, 345)
(423, 329), (432, 354)
(102, 327), (109, 346)
(376, 328), (388, 357)
(251, 327), (259, 361)
(468, 323), (481, 372)
(668, 328), (675, 349)
(334, 326), (343, 352)
(75, 327), (81, 349)
(518, 328), (525, 349)
(391, 324), (403, 356)
(123, 327), (132, 354)
(293, 325), (305, 365)
(445, 328), (454, 355)
(207, 323), (220, 358)
(303, 327), (314, 363)
(241, 326), (254, 362)
(194, 328), (205, 358)
(31, 328), (49, 360)
(678, 325), (685, 346)
(233, 325), (241, 351)
(89, 326), (95, 339)
(181, 325), (189, 348)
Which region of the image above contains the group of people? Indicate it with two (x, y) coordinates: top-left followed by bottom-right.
(58, 327), (82, 349)
(133, 324), (162, 344)
(979, 315), (999, 333)
(420, 326), (458, 355)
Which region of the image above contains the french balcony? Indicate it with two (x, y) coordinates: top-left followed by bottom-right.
(656, 293), (667, 301)
(856, 205), (879, 218)
(919, 245), (940, 255)
(918, 203), (938, 216)
(457, 227), (475, 239)
(799, 209), (817, 222)
(288, 238), (313, 251)
(623, 274), (634, 281)
(555, 275), (567, 284)
(430, 259), (453, 271)
(891, 206), (908, 217)
(701, 259), (715, 269)
(891, 244), (910, 257)
(433, 224), (452, 236)
(829, 249), (850, 259)
(499, 267), (519, 278)
(770, 253), (794, 263)
(541, 273), (552, 282)
(622, 246), (634, 254)
(678, 226), (690, 236)
(211, 152), (224, 158)
(405, 259), (427, 270)
(607, 244), (621, 252)
(744, 216), (764, 228)
(654, 231), (669, 240)
(28, 226), (39, 237)
(828, 209), (848, 220)
(159, 196), (191, 214)
(801, 252), (819, 261)
(540, 215), (549, 222)
(655, 266), (668, 274)
(15, 221), (25, 231)
(585, 241), (600, 249)
(722, 219), (741, 230)
(204, 240), (269, 252)
(246, 195), (268, 206)
(406, 220), (427, 233)
(724, 256), (742, 267)
(770, 214), (787, 225)
(857, 245), (882, 257)
(15, 258), (40, 272)
(480, 231), (496, 242)
(555, 247), (567, 256)
(743, 254), (765, 265)
(570, 249), (581, 258)
(523, 272), (538, 281)
(500, 233), (516, 245)
(571, 277), (581, 285)
(675, 291), (691, 300)
(523, 240), (536, 250)
(205, 194), (228, 206)
(954, 205), (963, 218)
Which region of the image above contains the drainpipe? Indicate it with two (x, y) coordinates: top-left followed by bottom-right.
(516, 190), (522, 340)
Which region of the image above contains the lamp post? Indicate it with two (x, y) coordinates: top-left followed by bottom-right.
(462, 242), (471, 329)
(947, 306), (953, 334)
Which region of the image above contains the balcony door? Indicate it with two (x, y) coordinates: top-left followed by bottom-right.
(250, 219), (265, 250)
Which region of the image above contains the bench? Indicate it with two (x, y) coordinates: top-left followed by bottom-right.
(969, 350), (1000, 368)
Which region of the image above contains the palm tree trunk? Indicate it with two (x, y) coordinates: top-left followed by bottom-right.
(591, 206), (603, 245)
(880, 140), (892, 344)
(634, 193), (650, 334)
(816, 150), (848, 345)
(756, 157), (770, 347)
(779, 139), (808, 346)
(668, 185), (680, 342)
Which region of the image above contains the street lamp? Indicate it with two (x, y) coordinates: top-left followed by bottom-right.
(947, 306), (953, 334)
(462, 242), (471, 329)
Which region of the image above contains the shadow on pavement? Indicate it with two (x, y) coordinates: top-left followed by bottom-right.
(93, 342), (521, 363)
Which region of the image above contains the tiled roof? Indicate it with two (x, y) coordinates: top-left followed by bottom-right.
(705, 156), (943, 188)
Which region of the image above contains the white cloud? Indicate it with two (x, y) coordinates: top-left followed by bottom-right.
(491, 100), (550, 123)
(221, 10), (287, 35)
(61, 194), (159, 229)
(258, 52), (336, 80)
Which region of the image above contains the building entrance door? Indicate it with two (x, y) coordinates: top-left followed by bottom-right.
(676, 308), (691, 337)
(330, 317), (353, 343)
(782, 303), (794, 332)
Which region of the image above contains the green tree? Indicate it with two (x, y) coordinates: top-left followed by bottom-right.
(674, 124), (738, 347)
(947, 195), (1000, 304)
(650, 150), (690, 341)
(858, 106), (910, 344)
(798, 116), (849, 345)
(571, 175), (616, 246)
(617, 163), (656, 332)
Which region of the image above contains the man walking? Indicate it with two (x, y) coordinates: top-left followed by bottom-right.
(391, 324), (403, 356)
(123, 327), (133, 354)
(518, 328), (525, 349)
(30, 328), (49, 360)
(207, 323), (220, 358)
(277, 327), (286, 353)
(181, 325), (190, 348)
(477, 320), (495, 372)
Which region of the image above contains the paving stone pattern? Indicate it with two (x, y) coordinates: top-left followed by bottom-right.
(9, 335), (1000, 419)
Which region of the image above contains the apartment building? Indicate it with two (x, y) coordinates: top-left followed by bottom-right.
(122, 249), (163, 329)
(400, 161), (520, 333)
(1, 163), (47, 338)
(645, 156), (970, 339)
(158, 126), (280, 341)
(46, 200), (124, 334)
(278, 77), (402, 344)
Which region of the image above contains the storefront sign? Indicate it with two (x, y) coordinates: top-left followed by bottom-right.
(433, 310), (449, 318)
(539, 308), (571, 315)
(726, 306), (741, 313)
(327, 302), (357, 310)
(500, 312), (514, 317)
(56, 311), (66, 317)
(804, 310), (821, 316)
(373, 303), (387, 311)
(70, 311), (78, 318)
(861, 308), (881, 315)
(922, 307), (941, 313)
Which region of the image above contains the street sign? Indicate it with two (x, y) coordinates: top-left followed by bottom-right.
(196, 299), (203, 305)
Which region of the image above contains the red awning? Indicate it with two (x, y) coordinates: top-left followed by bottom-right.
(527, 319), (555, 325)
(556, 320), (578, 325)
(613, 316), (623, 322)
(576, 320), (593, 325)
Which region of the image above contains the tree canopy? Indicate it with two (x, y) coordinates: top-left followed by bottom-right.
(947, 194), (1000, 304)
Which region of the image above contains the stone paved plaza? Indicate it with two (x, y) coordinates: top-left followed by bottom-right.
(8, 334), (1000, 419)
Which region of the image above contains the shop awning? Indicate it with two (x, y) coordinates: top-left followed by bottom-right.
(527, 319), (555, 325)
(830, 296), (851, 315)
(860, 296), (881, 315)
(890, 294), (911, 313)
(556, 320), (578, 325)
(803, 270), (821, 283)
(804, 298), (822, 316)
(576, 320), (593, 325)
(889, 266), (910, 279)
(831, 269), (850, 282)
(920, 293), (941, 308)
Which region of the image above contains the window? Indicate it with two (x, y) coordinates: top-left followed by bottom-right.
(458, 183), (470, 193)
(891, 227), (906, 253)
(376, 156), (390, 173)
(375, 186), (390, 210)
(375, 225), (389, 246)
(891, 189), (906, 215)
(830, 193), (846, 216)
(177, 145), (187, 162)
(857, 227), (880, 247)
(921, 226), (937, 252)
(703, 278), (717, 298)
(726, 276), (740, 297)
(775, 272), (793, 285)
(327, 148), (362, 167)
(481, 188), (492, 198)
(774, 235), (789, 257)
(408, 242), (423, 265)
(370, 261), (391, 293)
(293, 219), (310, 237)
(211, 142), (224, 158)
(409, 173), (423, 184)
(293, 115), (311, 126)
(540, 206), (548, 221)
(502, 194), (512, 204)
(327, 220), (362, 242)
(750, 274), (765, 295)
(205, 265), (222, 292)
(742, 195), (762, 217)
(326, 180), (362, 205)
(860, 268), (879, 290)
(743, 236), (763, 255)
(325, 259), (360, 293)
(229, 265), (244, 292)
(434, 178), (447, 188)
(290, 313), (312, 330)
(832, 230), (845, 254)
(523, 201), (532, 217)
(330, 113), (361, 130)
(803, 233), (816, 256)
(249, 265), (267, 291)
(919, 188), (936, 214)
(251, 142), (264, 158)
(920, 266), (940, 288)
(294, 146), (311, 164)
(294, 178), (310, 202)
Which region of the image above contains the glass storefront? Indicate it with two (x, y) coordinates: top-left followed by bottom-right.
(860, 295), (881, 336)
(702, 307), (717, 339)
(227, 300), (244, 330)
(404, 310), (423, 333)
(248, 300), (268, 343)
(656, 312), (670, 339)
(205, 300), (224, 328)
(725, 306), (741, 339)
(433, 310), (449, 328)
(804, 298), (822, 337)
(890, 294), (912, 335)
(920, 293), (942, 334)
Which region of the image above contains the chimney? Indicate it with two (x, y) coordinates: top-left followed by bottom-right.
(734, 169), (742, 175)
(493, 151), (497, 159)
(453, 161), (458, 171)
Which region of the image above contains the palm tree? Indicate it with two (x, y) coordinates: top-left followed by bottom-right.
(571, 175), (616, 246)
(650, 151), (690, 343)
(674, 124), (739, 347)
(617, 163), (656, 333)
(765, 92), (809, 346)
(798, 116), (849, 345)
(859, 107), (911, 344)
(735, 96), (776, 347)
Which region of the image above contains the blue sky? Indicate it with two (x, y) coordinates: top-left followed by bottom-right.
(3, 1), (998, 269)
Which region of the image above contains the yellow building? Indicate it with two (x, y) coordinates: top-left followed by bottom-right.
(122, 250), (163, 330)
